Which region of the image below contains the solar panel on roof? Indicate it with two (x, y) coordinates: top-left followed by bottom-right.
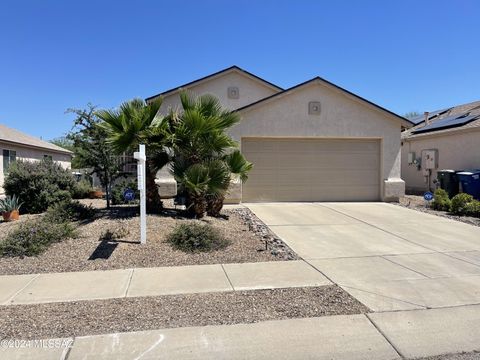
(409, 108), (452, 125)
(413, 113), (479, 134)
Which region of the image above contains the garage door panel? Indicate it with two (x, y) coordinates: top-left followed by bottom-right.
(244, 187), (276, 201)
(310, 155), (378, 170)
(245, 157), (277, 168)
(311, 186), (379, 201)
(242, 140), (277, 152)
(242, 138), (380, 202)
(310, 169), (379, 184)
(309, 141), (377, 152)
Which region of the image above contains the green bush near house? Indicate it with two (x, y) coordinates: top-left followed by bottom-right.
(450, 193), (474, 215)
(166, 222), (229, 252)
(44, 200), (96, 223)
(464, 200), (480, 217)
(0, 199), (95, 257)
(0, 219), (76, 257)
(3, 158), (77, 213)
(431, 189), (451, 211)
(71, 179), (94, 199)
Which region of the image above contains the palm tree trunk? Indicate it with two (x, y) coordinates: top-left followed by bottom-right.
(207, 195), (225, 217)
(193, 197), (207, 219)
(146, 162), (163, 213)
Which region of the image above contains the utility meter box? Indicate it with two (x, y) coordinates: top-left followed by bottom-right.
(407, 152), (416, 165)
(422, 149), (438, 169)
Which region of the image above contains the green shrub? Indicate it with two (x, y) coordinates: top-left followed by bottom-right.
(431, 189), (451, 211)
(45, 200), (96, 223)
(100, 226), (131, 241)
(166, 222), (229, 252)
(3, 159), (77, 213)
(72, 179), (93, 199)
(450, 193), (474, 215)
(0, 219), (76, 257)
(465, 200), (480, 217)
(111, 179), (139, 205)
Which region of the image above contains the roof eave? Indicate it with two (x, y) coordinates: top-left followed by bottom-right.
(0, 139), (73, 155)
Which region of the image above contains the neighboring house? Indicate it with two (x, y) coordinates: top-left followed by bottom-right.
(0, 124), (72, 195)
(401, 100), (480, 193)
(147, 66), (412, 203)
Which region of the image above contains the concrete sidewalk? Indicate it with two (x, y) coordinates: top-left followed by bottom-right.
(0, 260), (330, 305)
(2, 314), (399, 360)
(3, 305), (480, 359)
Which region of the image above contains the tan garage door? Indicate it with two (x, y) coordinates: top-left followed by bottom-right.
(242, 138), (380, 202)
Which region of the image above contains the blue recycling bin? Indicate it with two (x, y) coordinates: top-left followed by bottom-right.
(456, 170), (480, 200)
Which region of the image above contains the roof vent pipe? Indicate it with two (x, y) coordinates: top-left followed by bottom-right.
(424, 111), (430, 125)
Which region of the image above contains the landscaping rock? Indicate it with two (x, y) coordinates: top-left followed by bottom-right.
(231, 208), (299, 261)
(0, 200), (298, 275)
(0, 286), (368, 339)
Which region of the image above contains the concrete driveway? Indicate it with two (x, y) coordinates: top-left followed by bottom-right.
(246, 202), (480, 312)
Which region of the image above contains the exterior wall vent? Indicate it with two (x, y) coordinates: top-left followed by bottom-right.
(228, 87), (239, 99)
(308, 101), (321, 115)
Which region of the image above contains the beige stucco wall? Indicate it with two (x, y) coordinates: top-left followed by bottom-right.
(158, 70), (279, 114)
(230, 80), (404, 201)
(154, 70), (280, 200)
(401, 129), (480, 193)
(0, 141), (72, 194)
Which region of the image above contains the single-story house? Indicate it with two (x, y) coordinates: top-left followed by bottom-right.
(401, 100), (480, 193)
(0, 124), (72, 195)
(147, 66), (412, 203)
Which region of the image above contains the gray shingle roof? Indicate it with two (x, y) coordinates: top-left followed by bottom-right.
(0, 124), (72, 154)
(402, 100), (480, 140)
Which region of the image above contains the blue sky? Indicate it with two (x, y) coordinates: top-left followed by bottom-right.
(0, 0), (479, 140)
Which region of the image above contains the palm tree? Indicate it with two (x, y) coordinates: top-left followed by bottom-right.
(166, 91), (253, 217)
(207, 149), (252, 216)
(97, 98), (169, 213)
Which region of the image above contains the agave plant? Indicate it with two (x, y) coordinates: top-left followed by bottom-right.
(0, 195), (23, 213)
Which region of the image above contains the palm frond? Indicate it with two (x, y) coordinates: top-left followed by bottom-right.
(97, 98), (166, 153)
(179, 91), (195, 111)
(205, 159), (231, 197)
(196, 94), (222, 117)
(182, 163), (210, 196)
(224, 150), (253, 182)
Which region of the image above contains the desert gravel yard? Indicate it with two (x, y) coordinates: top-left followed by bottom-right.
(0, 200), (297, 275)
(0, 286), (368, 339)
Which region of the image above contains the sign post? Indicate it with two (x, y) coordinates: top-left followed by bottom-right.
(134, 144), (147, 245)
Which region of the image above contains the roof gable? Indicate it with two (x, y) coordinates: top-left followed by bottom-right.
(0, 124), (72, 154)
(146, 66), (283, 102)
(236, 77), (413, 128)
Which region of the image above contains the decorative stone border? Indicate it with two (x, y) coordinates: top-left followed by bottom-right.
(231, 208), (298, 260)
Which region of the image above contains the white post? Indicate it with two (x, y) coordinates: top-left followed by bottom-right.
(134, 144), (147, 245)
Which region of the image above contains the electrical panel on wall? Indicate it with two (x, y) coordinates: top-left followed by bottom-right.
(422, 149), (438, 169)
(407, 152), (415, 165)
